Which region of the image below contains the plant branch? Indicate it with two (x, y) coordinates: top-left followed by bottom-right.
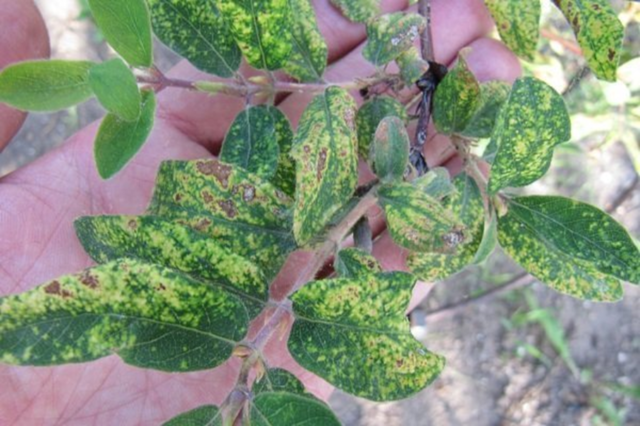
(418, 0), (435, 62)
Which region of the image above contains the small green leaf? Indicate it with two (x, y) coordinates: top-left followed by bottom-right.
(220, 106), (291, 181)
(284, 0), (328, 82)
(88, 0), (153, 67)
(396, 47), (429, 85)
(218, 0), (293, 70)
(0, 259), (249, 371)
(552, 0), (624, 81)
(460, 81), (511, 139)
(291, 87), (358, 245)
(356, 96), (407, 157)
(371, 117), (410, 183)
(89, 58), (141, 121)
(363, 13), (426, 66)
(147, 0), (241, 77)
(330, 0), (378, 22)
(163, 405), (221, 426)
(0, 60), (94, 111)
(413, 167), (455, 200)
(433, 54), (481, 135)
(148, 159), (296, 280)
(378, 182), (463, 253)
(335, 248), (382, 278)
(94, 90), (156, 179)
(488, 77), (570, 194)
(472, 209), (498, 264)
(485, 0), (540, 61)
(289, 272), (445, 401)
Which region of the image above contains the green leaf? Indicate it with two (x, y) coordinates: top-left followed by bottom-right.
(0, 60), (94, 111)
(220, 105), (291, 181)
(488, 77), (570, 194)
(371, 117), (410, 183)
(552, 0), (624, 81)
(88, 0), (153, 67)
(460, 81), (511, 139)
(412, 167), (455, 200)
(253, 368), (306, 395)
(407, 174), (485, 281)
(163, 406), (221, 426)
(378, 182), (463, 253)
(94, 90), (156, 179)
(335, 248), (382, 278)
(485, 0), (540, 61)
(472, 209), (498, 264)
(271, 114), (297, 198)
(356, 96), (407, 157)
(147, 0), (241, 78)
(0, 259), (249, 371)
(74, 215), (268, 317)
(288, 272), (445, 401)
(330, 0), (378, 22)
(148, 159), (296, 280)
(363, 13), (426, 66)
(89, 58), (141, 121)
(218, 0), (293, 70)
(291, 87), (358, 245)
(284, 0), (328, 82)
(433, 54), (481, 135)
(396, 47), (429, 85)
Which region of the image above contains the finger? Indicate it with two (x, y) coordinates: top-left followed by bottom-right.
(0, 0), (50, 150)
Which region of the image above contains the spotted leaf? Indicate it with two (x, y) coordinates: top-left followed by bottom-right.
(356, 96), (407, 157)
(552, 0), (624, 81)
(485, 0), (540, 61)
(488, 77), (570, 194)
(218, 0), (293, 70)
(147, 0), (241, 77)
(148, 159), (296, 280)
(163, 405), (221, 425)
(0, 259), (249, 371)
(288, 272), (445, 401)
(291, 87), (358, 245)
(330, 0), (378, 23)
(460, 80), (511, 139)
(89, 58), (141, 121)
(335, 248), (382, 278)
(396, 46), (429, 85)
(371, 117), (410, 184)
(284, 0), (328, 82)
(363, 13), (426, 66)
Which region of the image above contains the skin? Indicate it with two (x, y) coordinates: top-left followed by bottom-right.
(0, 0), (520, 424)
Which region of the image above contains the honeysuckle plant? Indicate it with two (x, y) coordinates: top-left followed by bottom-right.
(0, 0), (638, 424)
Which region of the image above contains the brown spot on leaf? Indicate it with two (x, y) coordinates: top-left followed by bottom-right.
(156, 283), (167, 291)
(242, 185), (256, 202)
(608, 48), (616, 61)
(317, 148), (328, 181)
(127, 219), (138, 230)
(196, 160), (232, 188)
(61, 290), (73, 298)
(194, 218), (212, 231)
(174, 193), (183, 202)
(80, 271), (99, 289)
(44, 281), (62, 295)
(202, 191), (214, 203)
(396, 359), (404, 368)
(218, 200), (238, 218)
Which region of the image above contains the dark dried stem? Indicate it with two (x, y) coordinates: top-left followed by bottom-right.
(418, 0), (435, 62)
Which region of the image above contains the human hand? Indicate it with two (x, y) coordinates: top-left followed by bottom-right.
(0, 0), (520, 424)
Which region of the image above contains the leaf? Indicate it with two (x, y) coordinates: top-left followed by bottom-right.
(271, 114), (297, 198)
(485, 0), (540, 61)
(407, 174), (486, 281)
(89, 58), (141, 121)
(412, 167), (455, 200)
(284, 0), (328, 82)
(88, 0), (153, 67)
(371, 117), (410, 183)
(0, 60), (94, 111)
(487, 77), (571, 194)
(377, 182), (463, 253)
(288, 272), (445, 401)
(0, 259), (249, 371)
(220, 105), (290, 181)
(330, 0), (378, 23)
(460, 80), (511, 139)
(291, 87), (358, 245)
(363, 13), (426, 66)
(472, 209), (498, 264)
(94, 90), (156, 179)
(396, 46), (429, 85)
(433, 54), (481, 135)
(148, 159), (297, 280)
(163, 405), (221, 426)
(74, 215), (268, 317)
(335, 248), (382, 278)
(147, 0), (241, 78)
(356, 96), (407, 157)
(218, 0), (293, 70)
(253, 368), (306, 395)
(552, 0), (624, 81)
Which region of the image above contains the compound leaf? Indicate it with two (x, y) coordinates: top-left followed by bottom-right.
(330, 0), (378, 22)
(88, 0), (153, 67)
(0, 60), (94, 111)
(485, 0), (540, 61)
(371, 116), (410, 183)
(0, 259), (249, 371)
(363, 12), (426, 66)
(291, 87), (358, 245)
(488, 77), (570, 194)
(163, 406), (221, 426)
(460, 80), (511, 139)
(356, 96), (407, 157)
(147, 0), (241, 77)
(335, 248), (382, 278)
(89, 58), (141, 121)
(288, 272), (445, 401)
(552, 0), (624, 81)
(218, 0), (293, 70)
(94, 90), (156, 179)
(284, 0), (328, 82)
